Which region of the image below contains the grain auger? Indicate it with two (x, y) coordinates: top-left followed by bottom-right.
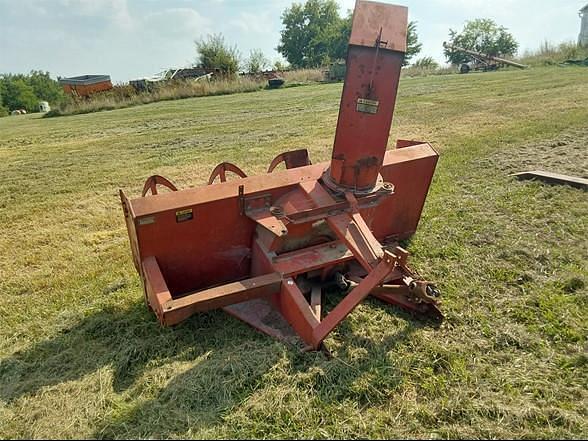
(120, 0), (442, 350)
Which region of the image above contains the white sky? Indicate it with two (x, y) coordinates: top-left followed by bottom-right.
(0, 0), (586, 82)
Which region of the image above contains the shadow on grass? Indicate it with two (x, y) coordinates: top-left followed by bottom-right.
(0, 293), (441, 438)
(0, 300), (286, 437)
(0, 301), (279, 400)
(93, 342), (284, 439)
(89, 296), (438, 438)
(292, 292), (440, 407)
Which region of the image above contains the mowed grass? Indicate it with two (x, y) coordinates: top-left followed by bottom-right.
(0, 66), (587, 439)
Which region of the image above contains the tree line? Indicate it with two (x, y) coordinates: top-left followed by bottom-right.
(195, 0), (423, 75)
(0, 71), (65, 115)
(1, 0), (520, 115)
(196, 0), (518, 75)
(276, 0), (422, 68)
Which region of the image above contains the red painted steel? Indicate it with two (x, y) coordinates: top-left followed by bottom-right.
(327, 2), (408, 191)
(267, 149), (311, 172)
(141, 175), (178, 196)
(162, 272), (282, 326)
(312, 251), (399, 345)
(280, 278), (320, 347)
(121, 146), (436, 297)
(61, 80), (113, 97)
(120, 0), (442, 349)
(349, 2), (408, 51)
(207, 162), (248, 184)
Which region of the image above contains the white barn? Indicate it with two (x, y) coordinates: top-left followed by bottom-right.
(580, 4), (588, 46)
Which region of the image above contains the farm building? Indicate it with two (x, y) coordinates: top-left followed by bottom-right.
(580, 4), (588, 46)
(59, 75), (113, 97)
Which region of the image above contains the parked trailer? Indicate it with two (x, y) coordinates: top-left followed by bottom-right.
(59, 75), (113, 97)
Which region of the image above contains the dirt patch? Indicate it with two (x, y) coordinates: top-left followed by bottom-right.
(485, 128), (588, 178)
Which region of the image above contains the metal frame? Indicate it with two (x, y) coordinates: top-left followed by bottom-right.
(120, 1), (442, 350)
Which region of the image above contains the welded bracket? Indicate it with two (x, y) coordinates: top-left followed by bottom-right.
(267, 149), (311, 172)
(244, 192), (289, 240)
(298, 180), (385, 271)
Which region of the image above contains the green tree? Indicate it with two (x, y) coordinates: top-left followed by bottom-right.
(0, 93), (8, 117)
(195, 33), (240, 77)
(413, 56), (439, 69)
(0, 71), (65, 113)
(444, 18), (518, 65)
(27, 70), (65, 105)
(273, 59), (289, 71)
(278, 1), (421, 68)
(244, 49), (270, 74)
(277, 0), (344, 68)
(327, 12), (352, 62)
(1, 78), (38, 112)
(405, 21), (423, 66)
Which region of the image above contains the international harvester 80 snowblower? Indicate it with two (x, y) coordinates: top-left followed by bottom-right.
(120, 0), (442, 350)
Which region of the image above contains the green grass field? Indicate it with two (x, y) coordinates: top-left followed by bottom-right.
(1, 66), (587, 439)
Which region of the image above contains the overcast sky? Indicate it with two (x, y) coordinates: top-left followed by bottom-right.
(0, 0), (586, 82)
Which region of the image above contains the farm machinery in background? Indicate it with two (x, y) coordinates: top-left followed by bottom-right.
(129, 68), (217, 92)
(323, 61), (347, 82)
(443, 42), (528, 73)
(120, 0), (442, 351)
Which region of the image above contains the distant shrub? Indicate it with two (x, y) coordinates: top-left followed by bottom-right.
(195, 33), (240, 77)
(1, 78), (39, 112)
(0, 93), (8, 117)
(45, 68), (327, 118)
(518, 41), (588, 66)
(444, 18), (518, 65)
(46, 77), (267, 117)
(44, 108), (62, 117)
(244, 49), (270, 74)
(273, 60), (289, 71)
(281, 68), (324, 83)
(401, 64), (454, 78)
(413, 57), (440, 69)
(0, 71), (65, 112)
